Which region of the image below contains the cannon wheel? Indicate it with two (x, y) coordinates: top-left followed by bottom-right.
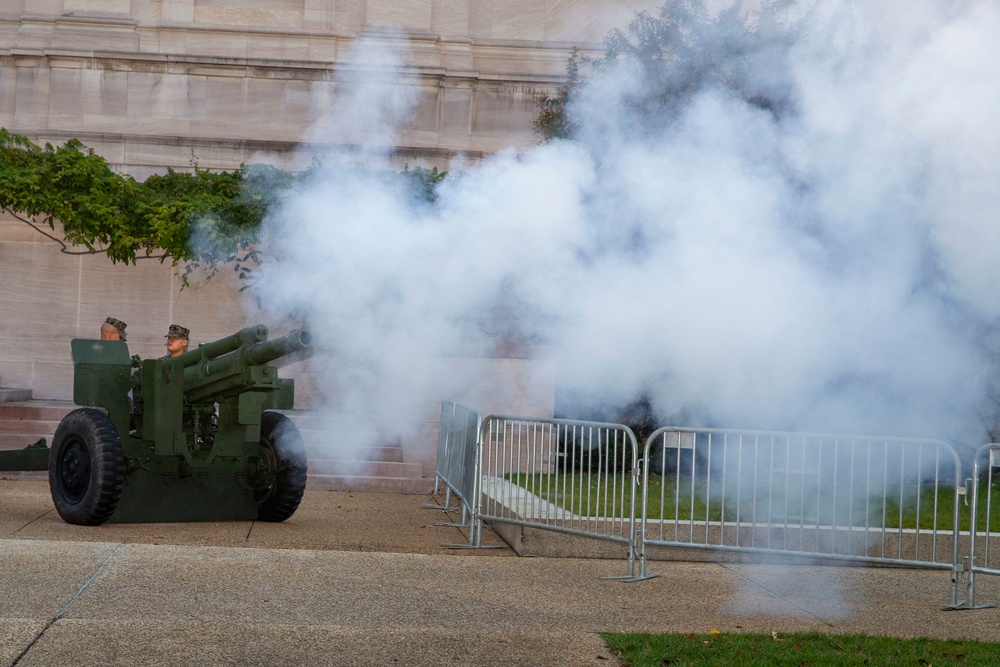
(48, 408), (125, 526)
(254, 411), (308, 522)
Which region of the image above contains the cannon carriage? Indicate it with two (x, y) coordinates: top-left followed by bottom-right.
(0, 325), (312, 525)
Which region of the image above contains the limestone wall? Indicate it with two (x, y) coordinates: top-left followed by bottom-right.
(1, 0), (657, 174)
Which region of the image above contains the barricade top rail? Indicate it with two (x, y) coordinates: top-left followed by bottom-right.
(645, 426), (957, 449)
(482, 414), (639, 440)
(971, 442), (1000, 463)
(444, 400), (481, 414)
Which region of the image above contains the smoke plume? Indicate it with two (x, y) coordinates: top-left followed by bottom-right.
(251, 1), (1000, 456)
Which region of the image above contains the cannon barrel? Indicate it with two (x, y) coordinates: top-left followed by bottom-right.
(176, 325), (269, 368)
(181, 328), (312, 402)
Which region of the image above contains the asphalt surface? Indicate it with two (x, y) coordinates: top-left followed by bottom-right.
(3, 479), (1000, 666)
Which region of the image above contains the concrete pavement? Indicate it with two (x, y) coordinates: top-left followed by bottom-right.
(3, 479), (1000, 666)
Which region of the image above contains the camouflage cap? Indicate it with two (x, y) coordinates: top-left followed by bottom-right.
(104, 317), (127, 340)
(165, 324), (190, 340)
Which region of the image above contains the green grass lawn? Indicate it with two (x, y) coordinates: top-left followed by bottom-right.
(604, 631), (997, 666)
(505, 472), (1000, 532)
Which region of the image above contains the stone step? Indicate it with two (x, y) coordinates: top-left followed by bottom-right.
(306, 473), (435, 494)
(303, 444), (403, 463)
(307, 458), (423, 478)
(0, 419), (61, 435)
(280, 413), (388, 431)
(0, 388), (32, 403)
(0, 401), (75, 421)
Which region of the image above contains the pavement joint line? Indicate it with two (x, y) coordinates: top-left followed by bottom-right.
(10, 542), (126, 667)
(11, 508), (53, 535)
(718, 562), (844, 632)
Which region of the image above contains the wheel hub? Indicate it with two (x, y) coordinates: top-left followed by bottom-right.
(251, 441), (278, 502)
(60, 440), (91, 502)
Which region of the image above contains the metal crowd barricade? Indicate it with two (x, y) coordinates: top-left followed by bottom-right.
(475, 414), (642, 576)
(947, 443), (1000, 610)
(633, 427), (964, 603)
(426, 402), (483, 546)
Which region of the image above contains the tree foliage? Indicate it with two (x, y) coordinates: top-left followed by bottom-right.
(0, 129), (446, 282)
(401, 164), (448, 204)
(533, 48), (584, 142)
(535, 0), (800, 141)
(0, 128), (267, 271)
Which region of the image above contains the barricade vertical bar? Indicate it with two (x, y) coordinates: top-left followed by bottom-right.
(946, 449), (959, 599)
(944, 444), (994, 610)
(750, 434), (759, 548)
(779, 437), (789, 550)
(735, 433), (743, 546)
(569, 425), (577, 527)
(985, 461), (994, 567)
(766, 435), (775, 550)
(601, 429), (609, 536)
(719, 433), (729, 546)
(864, 440), (872, 557)
(848, 439), (857, 555)
(580, 426), (590, 533)
(797, 437), (806, 552)
(470, 417), (488, 548)
(671, 432), (681, 543)
(915, 445), (925, 562)
(581, 426), (591, 532)
(968, 449), (984, 608)
(544, 423), (555, 527)
(626, 427), (639, 576)
(816, 438), (837, 548)
(830, 438), (851, 553)
(931, 450), (940, 564)
(704, 432), (712, 545)
(901, 442), (909, 559)
(628, 423), (658, 581)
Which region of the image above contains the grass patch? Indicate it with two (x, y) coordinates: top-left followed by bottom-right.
(603, 631), (996, 666)
(504, 472), (1000, 532)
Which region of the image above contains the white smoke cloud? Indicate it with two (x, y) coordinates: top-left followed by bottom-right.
(252, 1), (1000, 457)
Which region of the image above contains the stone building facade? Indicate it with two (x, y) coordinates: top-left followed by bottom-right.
(1, 0), (655, 174)
(0, 1), (656, 472)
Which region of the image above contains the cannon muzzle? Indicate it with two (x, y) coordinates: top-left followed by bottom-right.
(245, 328), (312, 366)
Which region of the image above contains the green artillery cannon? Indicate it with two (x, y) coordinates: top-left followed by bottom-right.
(0, 325), (312, 525)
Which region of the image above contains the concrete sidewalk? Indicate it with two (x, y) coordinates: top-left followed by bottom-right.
(3, 480), (1000, 666)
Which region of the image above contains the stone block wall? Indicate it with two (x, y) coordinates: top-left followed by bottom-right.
(1, 0), (657, 173)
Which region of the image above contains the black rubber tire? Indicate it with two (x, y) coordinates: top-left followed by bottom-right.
(255, 411), (308, 522)
(48, 408), (125, 526)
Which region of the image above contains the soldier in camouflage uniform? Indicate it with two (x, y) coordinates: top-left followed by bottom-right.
(101, 317), (127, 341)
(164, 324), (190, 358)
